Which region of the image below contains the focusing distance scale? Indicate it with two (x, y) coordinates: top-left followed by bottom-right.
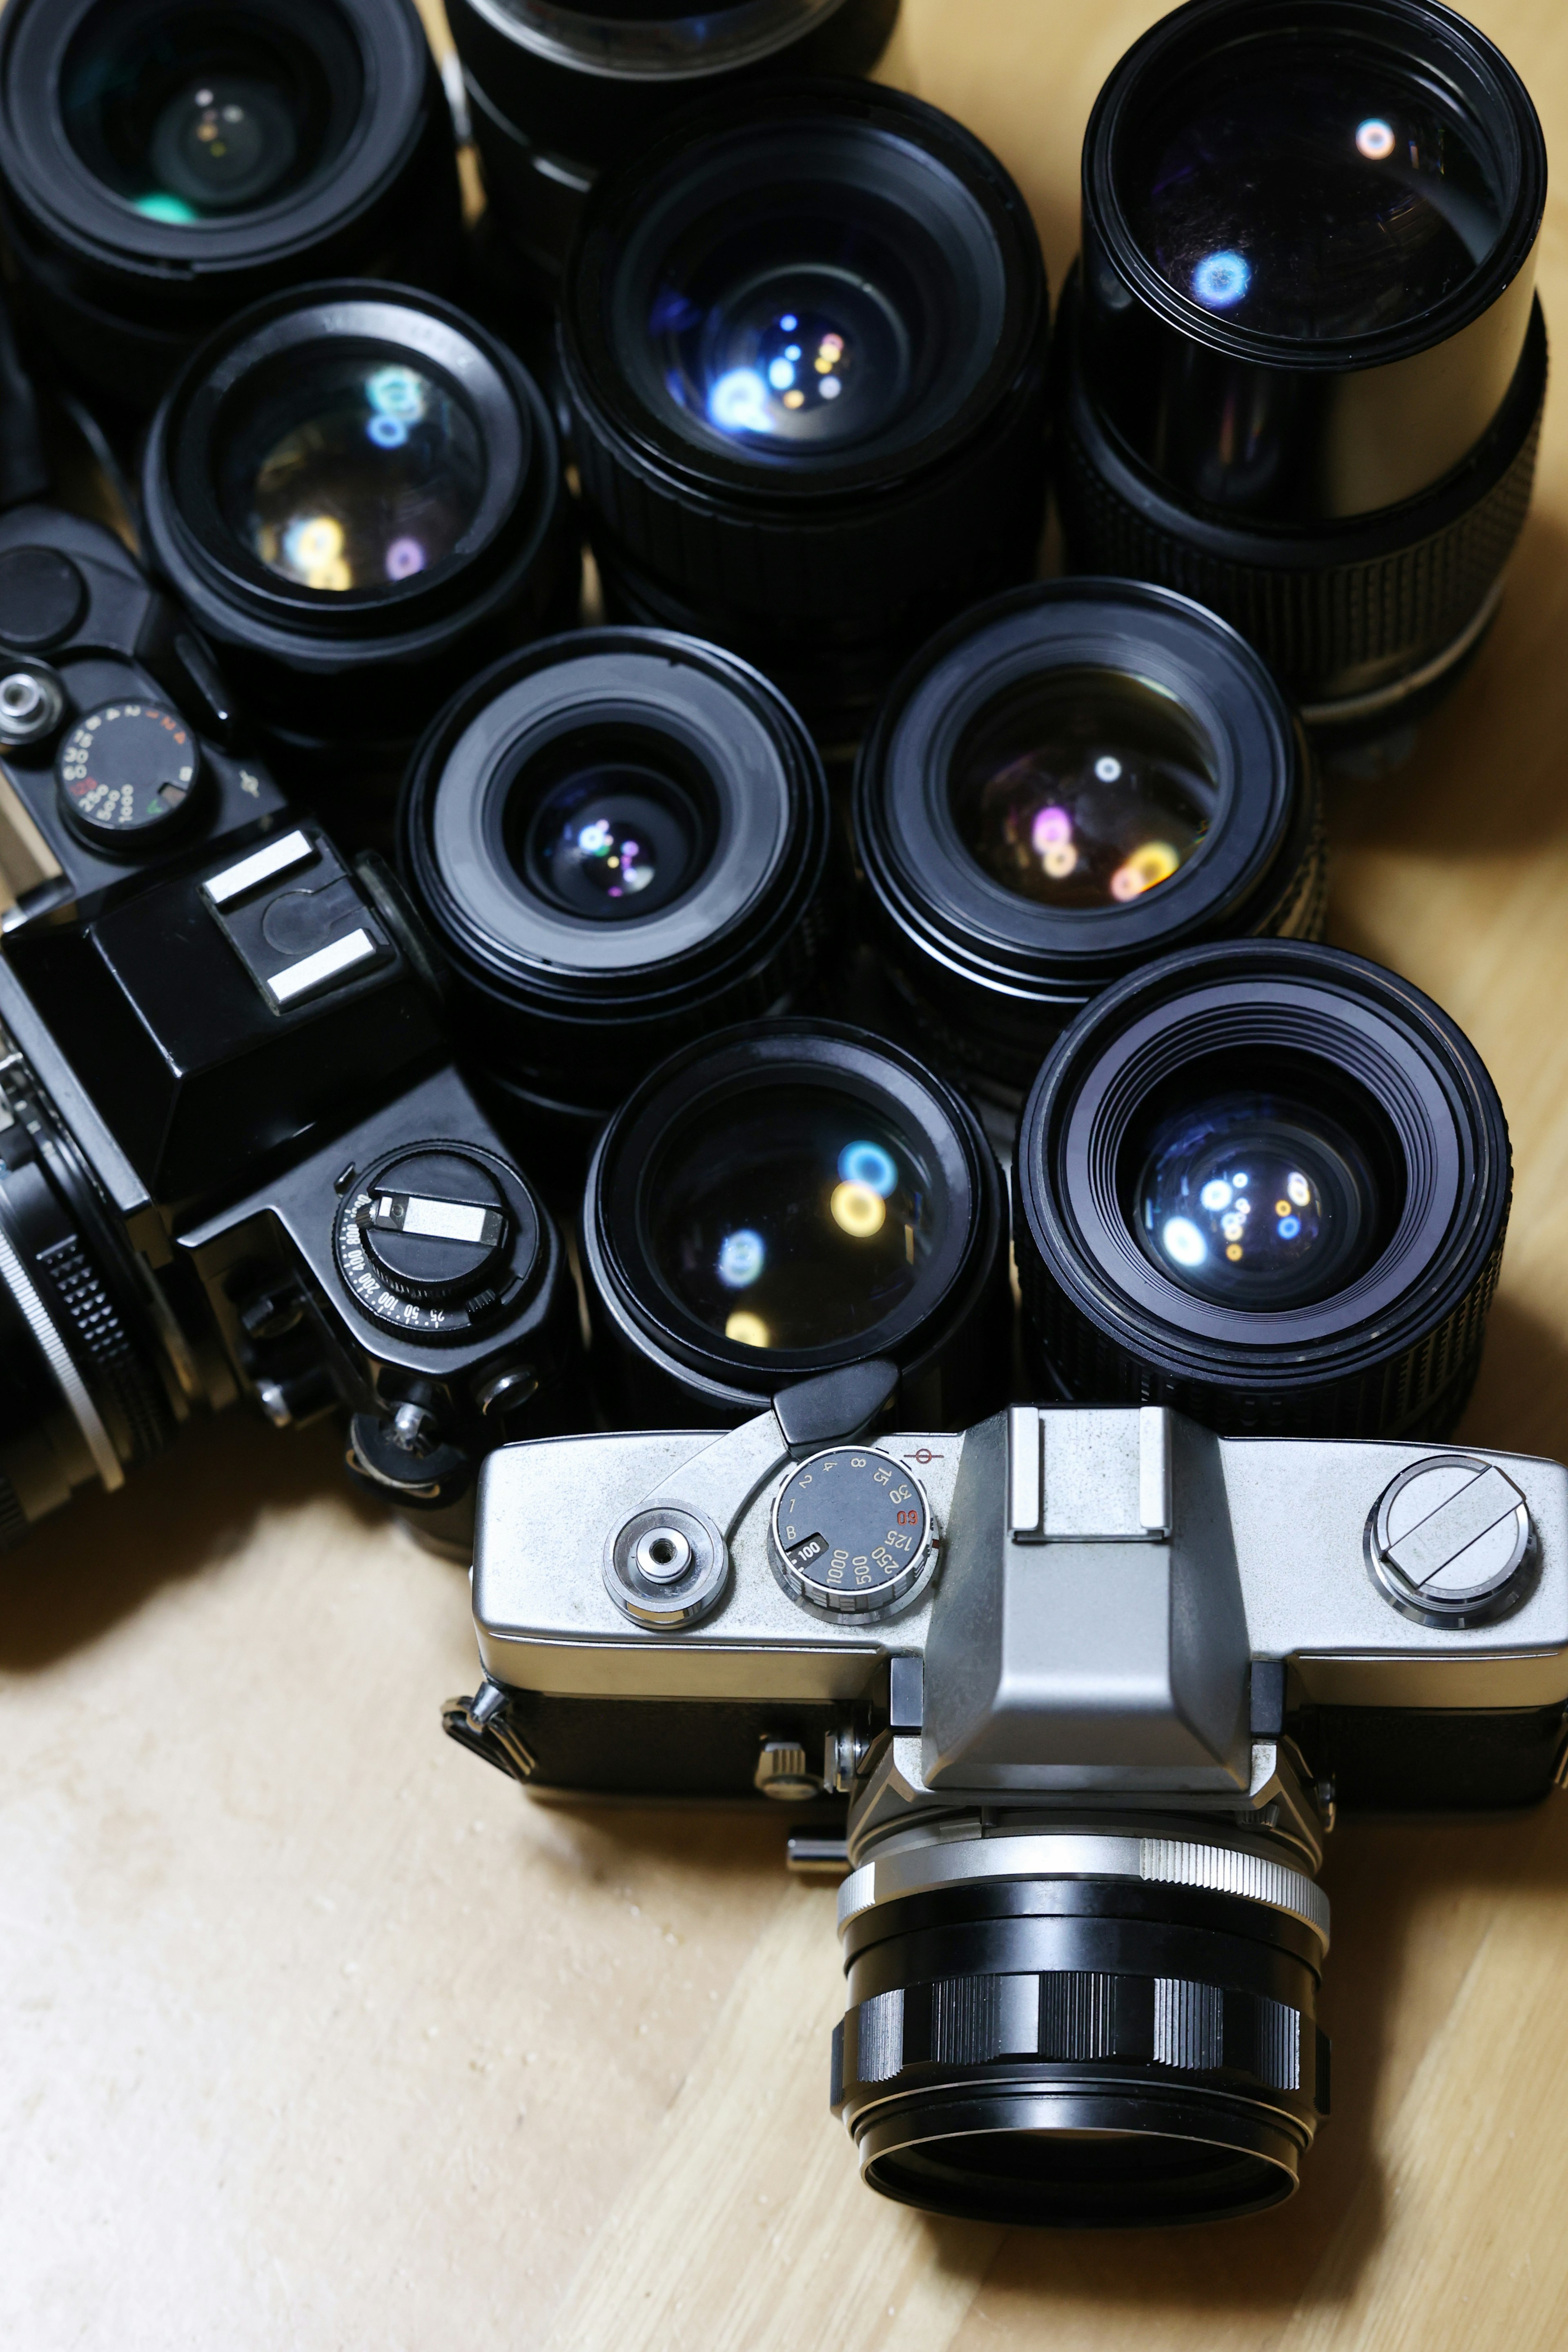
(560, 80), (1050, 744)
(1057, 0), (1550, 746)
(1014, 938), (1511, 1441)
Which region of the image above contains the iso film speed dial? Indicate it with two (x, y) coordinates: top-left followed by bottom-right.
(55, 700), (203, 851)
(334, 1143), (540, 1341)
(770, 1447), (934, 1614)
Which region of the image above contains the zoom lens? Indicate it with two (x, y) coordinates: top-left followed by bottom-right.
(450, 0), (898, 290)
(855, 584), (1323, 1141)
(833, 1812), (1329, 2225)
(143, 283), (572, 839)
(582, 1019), (1009, 1428)
(1056, 0), (1549, 752)
(561, 82), (1049, 747)
(1014, 939), (1510, 1439)
(398, 631), (835, 1180)
(0, 1038), (180, 1544)
(0, 0), (463, 422)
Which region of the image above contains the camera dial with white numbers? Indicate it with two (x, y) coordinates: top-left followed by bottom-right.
(769, 1444), (933, 1614)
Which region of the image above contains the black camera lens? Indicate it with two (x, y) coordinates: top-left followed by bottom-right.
(0, 1040), (181, 1546)
(448, 0), (898, 290)
(1014, 938), (1511, 1440)
(398, 630), (835, 1177)
(561, 82), (1049, 747)
(142, 283), (573, 837)
(854, 583), (1323, 1138)
(583, 1019), (1009, 1428)
(0, 0), (463, 420)
(1055, 0), (1549, 752)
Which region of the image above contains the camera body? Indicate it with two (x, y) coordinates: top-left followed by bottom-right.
(0, 501), (579, 1555)
(448, 1374), (1568, 2222)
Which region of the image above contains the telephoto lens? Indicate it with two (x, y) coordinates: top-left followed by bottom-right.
(1014, 938), (1511, 1439)
(450, 0), (900, 292)
(141, 283), (574, 839)
(1055, 0), (1549, 754)
(581, 1017), (1010, 1429)
(0, 0), (463, 421)
(398, 630), (836, 1180)
(559, 82), (1050, 748)
(854, 581), (1323, 1146)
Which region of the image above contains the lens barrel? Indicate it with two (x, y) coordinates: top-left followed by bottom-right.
(451, 0), (899, 290)
(582, 1017), (1009, 1428)
(1013, 938), (1510, 1439)
(0, 0), (462, 418)
(1056, 0), (1549, 750)
(560, 80), (1049, 747)
(0, 1041), (180, 1544)
(854, 581), (1323, 1137)
(142, 282), (573, 833)
(398, 630), (835, 1174)
(833, 1819), (1330, 2226)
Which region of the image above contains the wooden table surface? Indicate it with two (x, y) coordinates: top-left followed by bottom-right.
(7, 2), (1568, 2344)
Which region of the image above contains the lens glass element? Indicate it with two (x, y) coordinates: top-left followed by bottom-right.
(1134, 1085), (1384, 1309)
(521, 760), (708, 922)
(62, 5), (349, 226)
(646, 1087), (944, 1350)
(1127, 42), (1505, 339)
(951, 669), (1216, 911)
(217, 356), (484, 593)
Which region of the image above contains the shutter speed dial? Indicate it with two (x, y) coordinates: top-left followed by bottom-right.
(770, 1446), (934, 1614)
(56, 700), (203, 850)
(334, 1143), (539, 1339)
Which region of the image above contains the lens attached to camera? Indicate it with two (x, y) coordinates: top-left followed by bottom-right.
(142, 283), (572, 833)
(582, 1018), (1009, 1426)
(0, 0), (462, 416)
(398, 631), (835, 1174)
(1013, 938), (1510, 1438)
(560, 82), (1049, 746)
(855, 582), (1323, 1135)
(1057, 0), (1549, 749)
(450, 0), (899, 288)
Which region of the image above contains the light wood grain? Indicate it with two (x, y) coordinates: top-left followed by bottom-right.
(5, 2), (1568, 2345)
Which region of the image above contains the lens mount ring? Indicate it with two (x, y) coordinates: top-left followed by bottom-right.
(1014, 937), (1510, 1439)
(461, 0), (855, 82)
(583, 1016), (1008, 1425)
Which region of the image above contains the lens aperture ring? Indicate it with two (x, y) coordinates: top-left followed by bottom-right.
(36, 1230), (176, 1468)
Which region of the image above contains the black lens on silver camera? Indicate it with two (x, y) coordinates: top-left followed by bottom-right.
(582, 1018), (1009, 1429)
(854, 582), (1322, 1134)
(560, 82), (1049, 746)
(0, 0), (462, 416)
(398, 631), (834, 1168)
(142, 283), (572, 833)
(1055, 0), (1549, 751)
(1014, 938), (1511, 1439)
(450, 0), (898, 290)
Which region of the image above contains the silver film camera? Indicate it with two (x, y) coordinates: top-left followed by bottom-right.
(445, 1364), (1568, 2226)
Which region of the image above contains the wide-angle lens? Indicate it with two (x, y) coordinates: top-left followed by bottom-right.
(854, 582), (1322, 1137)
(1056, 0), (1549, 752)
(1013, 938), (1510, 1440)
(397, 631), (835, 1185)
(142, 284), (572, 837)
(561, 82), (1049, 746)
(0, 0), (462, 416)
(582, 1019), (1008, 1427)
(447, 0), (898, 289)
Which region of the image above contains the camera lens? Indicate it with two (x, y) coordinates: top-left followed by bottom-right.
(0, 1038), (180, 1544)
(582, 1019), (1009, 1427)
(398, 630), (835, 1177)
(0, 0), (463, 418)
(447, 0), (898, 290)
(561, 82), (1049, 747)
(1056, 0), (1549, 751)
(854, 583), (1323, 1138)
(1013, 938), (1510, 1440)
(833, 1814), (1329, 2224)
(143, 284), (572, 837)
